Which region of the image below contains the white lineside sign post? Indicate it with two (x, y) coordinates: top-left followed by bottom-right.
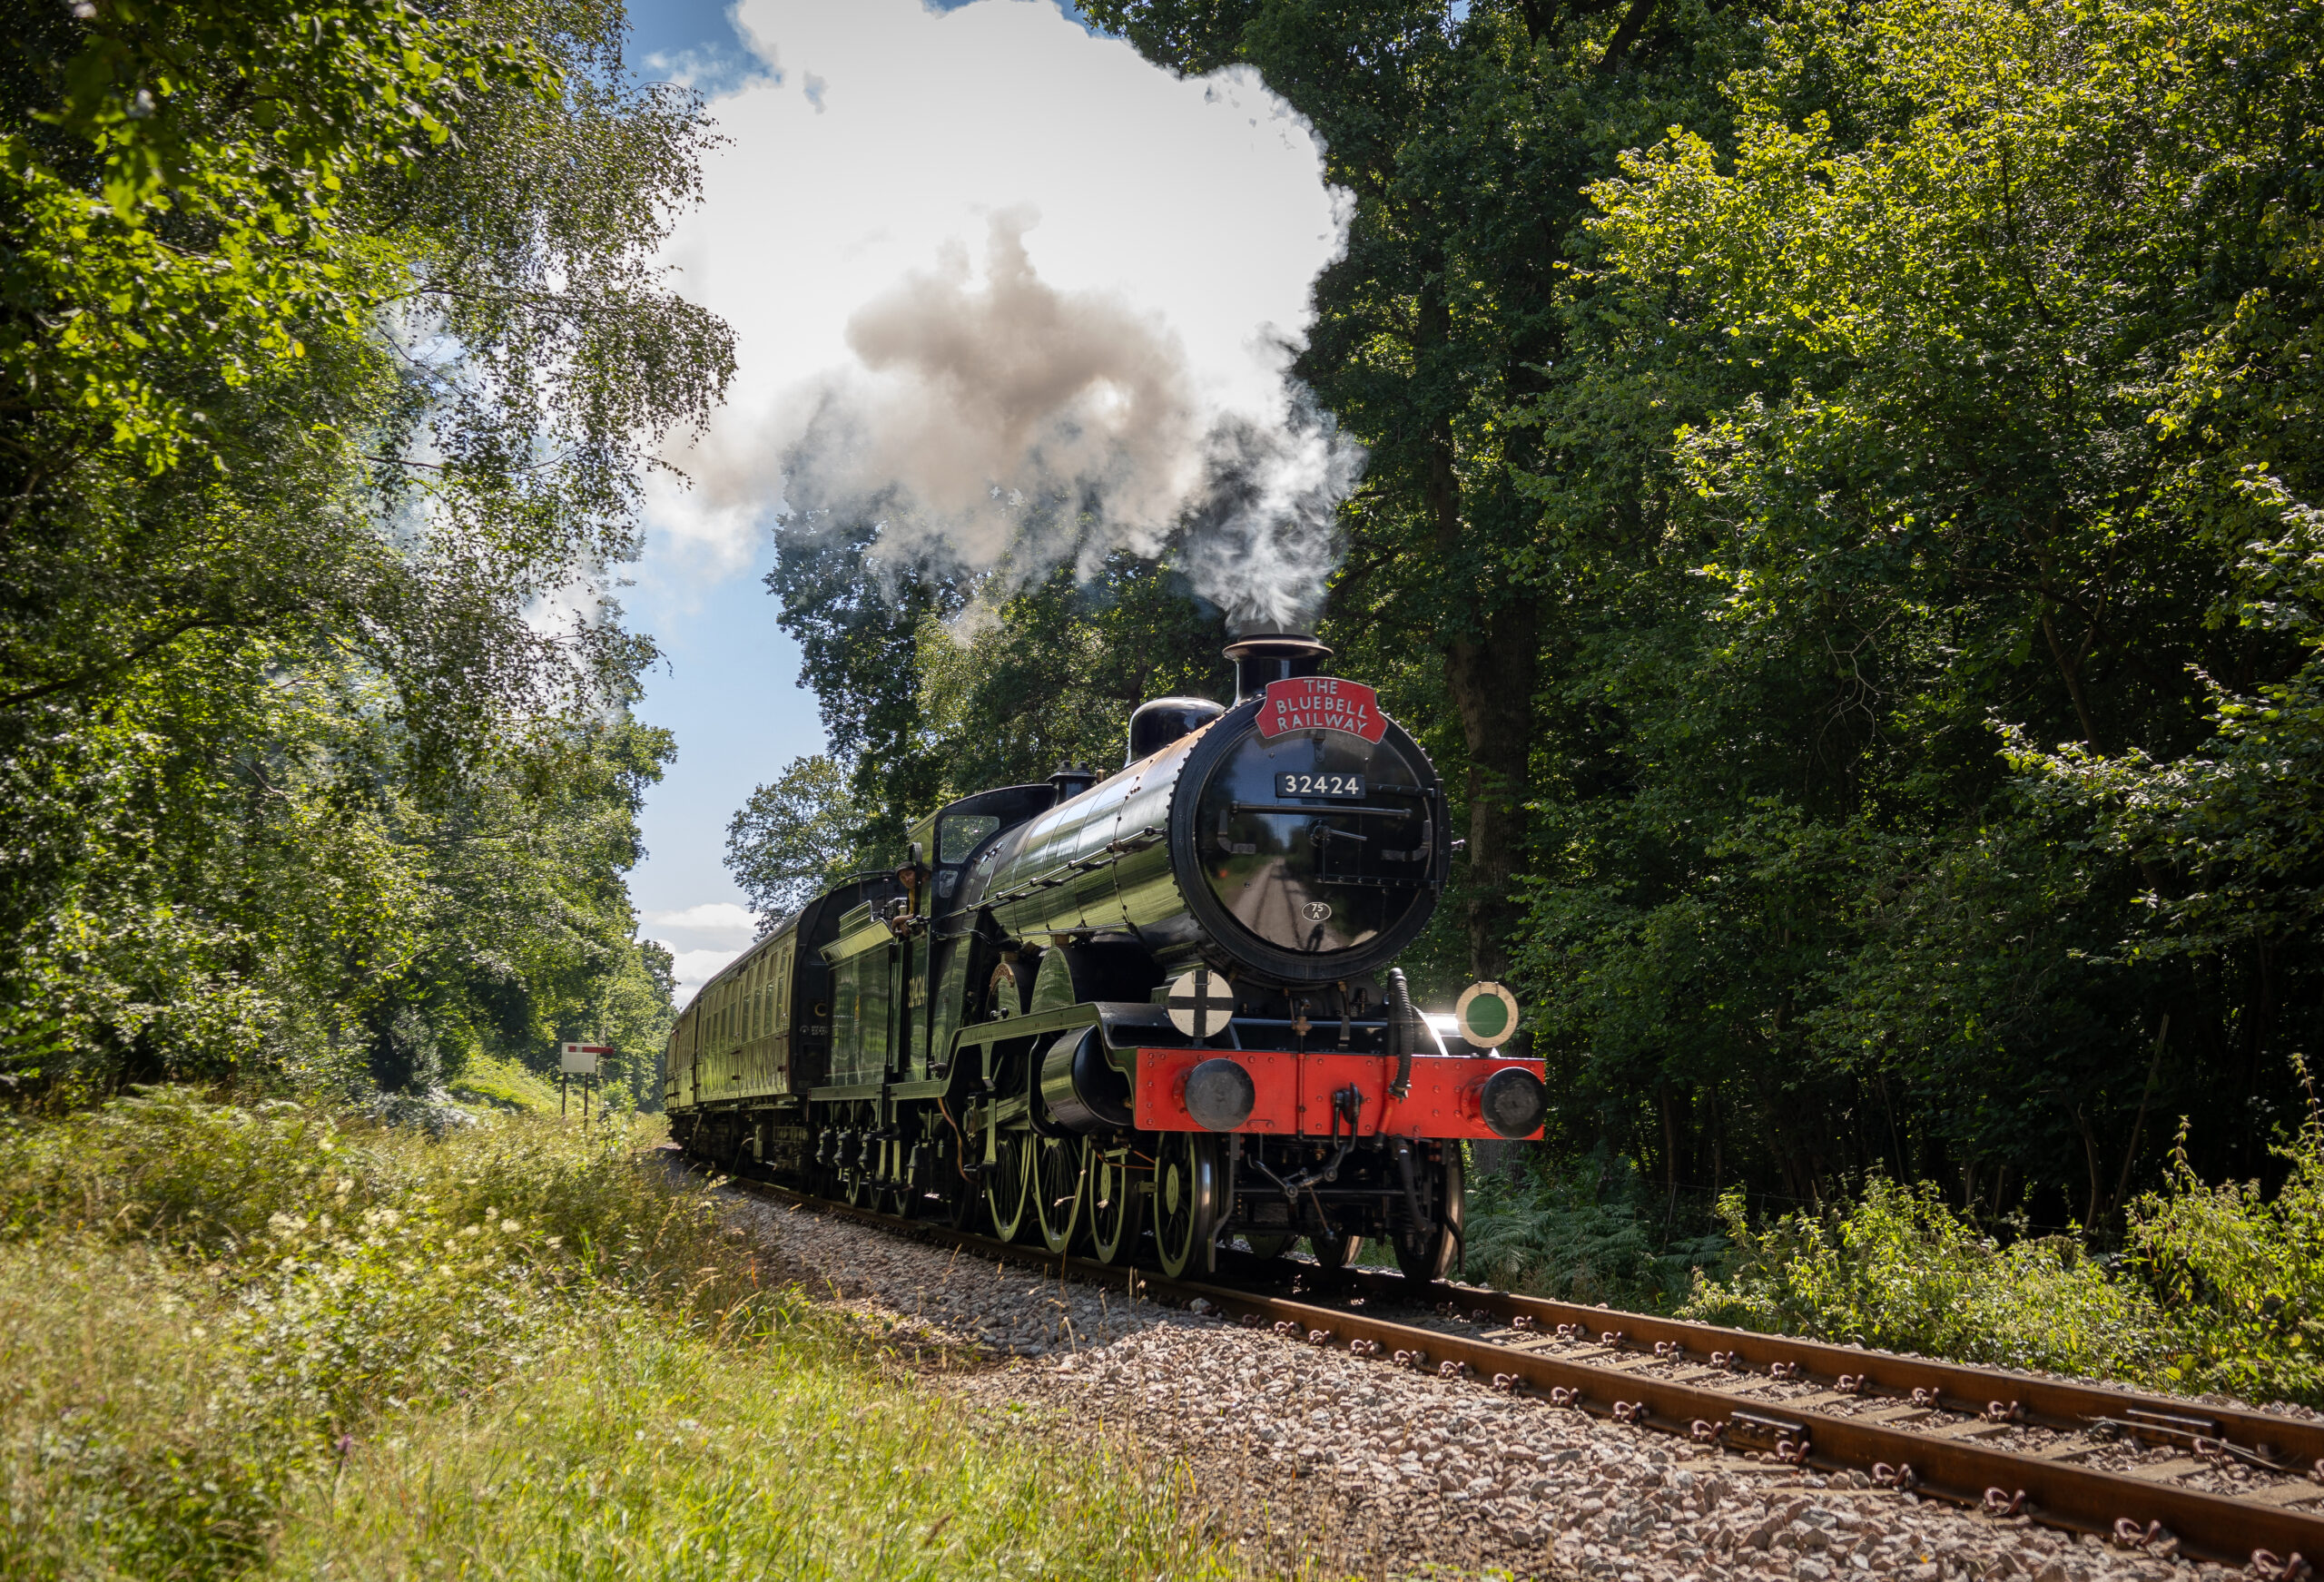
(560, 1042), (611, 1120)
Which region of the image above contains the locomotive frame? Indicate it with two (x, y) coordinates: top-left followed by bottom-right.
(667, 634), (1547, 1280)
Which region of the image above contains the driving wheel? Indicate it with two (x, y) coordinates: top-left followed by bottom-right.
(984, 1126), (1031, 1243)
(1087, 1141), (1142, 1265)
(1153, 1130), (1221, 1279)
(1033, 1134), (1084, 1255)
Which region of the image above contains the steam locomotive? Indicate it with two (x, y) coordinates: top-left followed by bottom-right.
(665, 633), (1547, 1279)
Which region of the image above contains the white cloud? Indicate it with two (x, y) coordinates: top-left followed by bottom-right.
(642, 901), (760, 938)
(642, 903), (763, 1003)
(663, 946), (749, 1004)
(643, 0), (1354, 621)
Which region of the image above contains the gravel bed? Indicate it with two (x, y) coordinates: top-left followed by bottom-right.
(717, 1187), (2230, 1582)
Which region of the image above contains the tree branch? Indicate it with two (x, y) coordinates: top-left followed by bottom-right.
(1597, 0), (1659, 71)
(0, 616), (245, 712)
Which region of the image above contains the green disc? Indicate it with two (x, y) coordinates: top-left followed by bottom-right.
(1455, 981), (1521, 1048)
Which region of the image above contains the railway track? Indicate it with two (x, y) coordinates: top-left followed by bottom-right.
(706, 1163), (2321, 1574)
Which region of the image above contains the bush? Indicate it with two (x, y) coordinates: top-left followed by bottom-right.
(1680, 1178), (2156, 1378)
(1675, 1103), (2324, 1403)
(2129, 1105), (2324, 1404)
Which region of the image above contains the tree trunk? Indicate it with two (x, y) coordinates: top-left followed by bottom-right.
(1446, 616), (1539, 980)
(1413, 278), (1540, 985)
(1418, 277), (1539, 1179)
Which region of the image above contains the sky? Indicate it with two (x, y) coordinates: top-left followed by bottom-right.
(617, 0), (1350, 1001)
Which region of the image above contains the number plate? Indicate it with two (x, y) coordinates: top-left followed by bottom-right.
(1275, 771), (1366, 800)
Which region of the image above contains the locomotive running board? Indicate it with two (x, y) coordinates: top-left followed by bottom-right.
(946, 1000), (1175, 1054)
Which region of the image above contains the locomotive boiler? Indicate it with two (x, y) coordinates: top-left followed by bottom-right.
(665, 634), (1547, 1279)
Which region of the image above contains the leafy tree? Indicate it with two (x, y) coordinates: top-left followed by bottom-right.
(1081, 0), (1759, 986)
(724, 755), (869, 921)
(1513, 0), (2324, 1214)
(0, 0), (727, 1092)
(1080, 0), (2324, 1226)
(762, 516), (1231, 856)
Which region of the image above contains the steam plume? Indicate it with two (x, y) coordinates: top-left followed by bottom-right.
(768, 214), (1361, 631)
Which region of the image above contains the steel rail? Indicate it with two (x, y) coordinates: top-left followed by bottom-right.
(700, 1163), (2323, 1571)
(1352, 1270), (2324, 1469)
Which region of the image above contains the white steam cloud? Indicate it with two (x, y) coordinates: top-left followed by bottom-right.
(645, 0), (1360, 632)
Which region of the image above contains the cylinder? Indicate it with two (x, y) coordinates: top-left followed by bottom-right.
(1039, 1027), (1134, 1134)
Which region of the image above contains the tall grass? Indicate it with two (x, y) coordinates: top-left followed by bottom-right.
(0, 1090), (1229, 1580)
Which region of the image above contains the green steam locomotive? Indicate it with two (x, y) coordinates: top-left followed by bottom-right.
(665, 633), (1546, 1279)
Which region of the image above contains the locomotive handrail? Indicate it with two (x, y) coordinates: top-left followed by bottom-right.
(982, 823), (1166, 908)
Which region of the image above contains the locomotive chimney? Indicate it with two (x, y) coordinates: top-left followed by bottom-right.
(1223, 632), (1332, 703)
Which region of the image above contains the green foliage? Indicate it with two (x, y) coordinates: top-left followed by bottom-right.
(279, 1313), (1224, 1582)
(1496, 0), (2324, 1213)
(755, 544), (1229, 854)
(1681, 1180), (2157, 1379)
(0, 0), (715, 1096)
(0, 1089), (1226, 1579)
(1679, 1104), (2324, 1402)
(2129, 1106), (2324, 1403)
(447, 1054), (562, 1113)
(724, 753), (871, 919)
(916, 561), (1233, 792)
(0, 1088), (746, 1577)
(1463, 1148), (1728, 1310)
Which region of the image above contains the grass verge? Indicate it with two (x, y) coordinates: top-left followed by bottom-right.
(0, 1089), (1231, 1580)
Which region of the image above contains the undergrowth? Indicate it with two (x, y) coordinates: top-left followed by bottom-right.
(1678, 1114), (2324, 1402)
(1462, 1149), (1727, 1311)
(447, 1055), (563, 1114)
(1467, 1103), (2324, 1404)
(1678, 1179), (2155, 1380)
(0, 1089), (1227, 1579)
